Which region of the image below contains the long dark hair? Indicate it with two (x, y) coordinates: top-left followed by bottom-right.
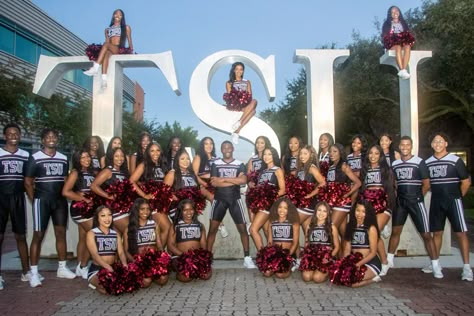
(359, 145), (396, 211)
(92, 206), (113, 229)
(268, 197), (299, 224)
(173, 199), (199, 226)
(282, 136), (303, 174)
(172, 148), (196, 190)
(83, 136), (105, 160)
(382, 6), (410, 37)
(296, 145), (319, 180)
(196, 137), (216, 173)
(105, 136), (122, 167)
(253, 136), (271, 158)
(329, 143), (347, 171)
(263, 147), (281, 169)
(378, 133), (398, 166)
(318, 133), (334, 157)
(308, 201), (333, 246)
(228, 62), (245, 83)
(110, 147), (129, 176)
(135, 132), (151, 167)
(127, 198), (151, 255)
(72, 150), (93, 191)
(109, 9), (127, 48)
(350, 134), (368, 160)
(165, 136), (182, 171)
(345, 200), (379, 241)
(143, 142), (166, 181)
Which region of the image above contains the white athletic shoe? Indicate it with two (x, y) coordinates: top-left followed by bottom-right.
(21, 271), (44, 282)
(76, 263), (89, 280)
(421, 264), (433, 273)
(218, 224), (229, 238)
(381, 224), (392, 239)
(372, 275), (382, 283)
(232, 120), (241, 131)
(0, 276), (4, 290)
(291, 258), (301, 272)
(101, 74), (107, 88)
(29, 273), (42, 288)
(461, 266), (473, 282)
(243, 256), (256, 269)
(432, 265), (443, 279)
(57, 266), (77, 279)
(231, 133), (239, 145)
(379, 264), (390, 276)
(83, 63), (100, 76)
(397, 69), (410, 80)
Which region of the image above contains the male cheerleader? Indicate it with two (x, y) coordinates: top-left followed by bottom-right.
(207, 141), (256, 268)
(425, 132), (472, 281)
(25, 128), (76, 287)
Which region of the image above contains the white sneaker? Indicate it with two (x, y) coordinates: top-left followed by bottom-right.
(29, 273), (42, 288)
(397, 69), (410, 80)
(83, 63), (99, 76)
(461, 266), (473, 281)
(432, 265), (443, 279)
(21, 271), (44, 282)
(379, 263), (390, 276)
(291, 258), (301, 272)
(0, 276), (4, 290)
(231, 133), (239, 145)
(218, 224), (229, 238)
(232, 120), (241, 131)
(76, 263), (89, 280)
(57, 266), (77, 279)
(381, 224), (391, 239)
(422, 264), (434, 273)
(101, 75), (107, 88)
(372, 275), (382, 283)
(243, 256), (256, 269)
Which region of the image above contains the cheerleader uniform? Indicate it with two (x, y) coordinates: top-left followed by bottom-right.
(70, 171), (95, 223)
(347, 153), (362, 174)
(383, 21), (415, 50)
(271, 220), (293, 244)
(175, 221), (202, 244)
(362, 167), (390, 215)
(296, 166), (318, 215)
(319, 152), (330, 177)
(91, 156), (101, 174)
(102, 166), (129, 220)
(326, 165), (352, 212)
(169, 172), (199, 220)
(87, 228), (118, 281)
(249, 154), (263, 173)
(197, 156), (217, 186)
(232, 80), (249, 93)
(351, 225), (381, 275)
(308, 225), (332, 246)
(136, 219), (157, 249)
(256, 166), (280, 214)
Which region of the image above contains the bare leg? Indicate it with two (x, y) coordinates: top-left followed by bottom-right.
(455, 232), (470, 264)
(96, 43), (119, 66)
(15, 233), (30, 274)
(77, 223), (90, 267)
(392, 45), (403, 69)
(89, 275), (108, 294)
(30, 231), (46, 266)
(53, 225), (68, 261)
(235, 223), (250, 253)
(402, 45), (411, 70)
(388, 225), (403, 254)
(153, 213), (171, 248)
(433, 231), (443, 258)
(112, 217), (129, 235)
(249, 211), (269, 250)
(377, 213), (391, 264)
(206, 220), (221, 252)
(235, 100), (257, 134)
(301, 270), (314, 282)
(352, 268), (377, 288)
(313, 271), (328, 283)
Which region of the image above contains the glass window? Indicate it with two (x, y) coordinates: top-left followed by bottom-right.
(16, 34), (37, 64)
(123, 98), (133, 113)
(0, 25), (14, 53)
(74, 70), (92, 91)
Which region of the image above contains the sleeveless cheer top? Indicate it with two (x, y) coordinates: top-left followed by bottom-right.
(175, 221), (202, 243)
(136, 219), (157, 247)
(347, 153), (362, 173)
(198, 156), (217, 176)
(93, 227), (118, 256)
(180, 172), (197, 188)
(271, 221), (293, 243)
(297, 164), (317, 183)
(364, 167), (383, 188)
(308, 225), (331, 246)
(107, 25), (121, 38)
(249, 154), (263, 173)
(258, 166), (279, 186)
(73, 170), (95, 193)
(326, 165), (350, 184)
(103, 166), (127, 187)
(231, 79), (249, 92)
(351, 226), (370, 249)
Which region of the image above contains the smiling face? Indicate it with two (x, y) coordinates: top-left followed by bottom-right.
(42, 131), (58, 149)
(171, 138), (182, 154)
(255, 137), (266, 153)
(319, 135), (330, 151)
(113, 9), (123, 24)
(390, 6), (400, 22)
(113, 149), (125, 168)
(149, 144), (161, 163)
(141, 135), (151, 151)
(379, 135), (391, 151)
(368, 146), (381, 167)
(288, 137), (300, 154)
(204, 138), (214, 155)
(90, 137), (99, 152)
(80, 152), (92, 169)
(431, 135), (448, 156)
(182, 202), (195, 223)
(234, 64), (244, 80)
(138, 202), (151, 222)
(4, 126), (20, 147)
(111, 137), (122, 149)
(352, 137), (362, 154)
(399, 139), (413, 158)
(299, 148), (311, 164)
(178, 151), (191, 170)
(221, 142), (234, 160)
(315, 204), (329, 224)
(277, 201), (289, 221)
(263, 148), (274, 165)
(355, 203), (366, 225)
(98, 208), (113, 229)
(329, 145), (340, 163)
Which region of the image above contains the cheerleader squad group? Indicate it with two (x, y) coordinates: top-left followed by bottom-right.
(0, 5), (471, 294)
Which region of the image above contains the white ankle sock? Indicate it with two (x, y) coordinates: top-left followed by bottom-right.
(387, 253), (395, 262)
(58, 260), (67, 268)
(31, 265), (38, 274)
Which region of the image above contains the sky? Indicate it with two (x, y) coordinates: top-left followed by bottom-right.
(32, 0), (423, 160)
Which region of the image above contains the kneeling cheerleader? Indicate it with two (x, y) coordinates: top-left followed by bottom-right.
(256, 197), (299, 279)
(300, 201), (340, 283)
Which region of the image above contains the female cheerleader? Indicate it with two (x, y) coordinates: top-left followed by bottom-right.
(342, 201), (381, 287)
(167, 199), (212, 282)
(165, 136), (182, 171)
(318, 133), (334, 177)
(382, 6), (415, 79)
(84, 9), (133, 86)
(100, 136), (122, 168)
(62, 149), (96, 279)
(225, 62), (258, 144)
(129, 142), (171, 246)
(82, 135), (105, 173)
(301, 201), (340, 283)
(90, 147), (130, 234)
(261, 197), (300, 279)
(86, 206), (128, 294)
(129, 132), (152, 174)
(359, 145), (396, 276)
(379, 133), (401, 168)
(123, 198), (168, 287)
(249, 147), (286, 251)
(281, 136), (303, 176)
(347, 134), (368, 178)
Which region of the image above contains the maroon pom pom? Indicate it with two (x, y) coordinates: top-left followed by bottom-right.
(104, 179), (138, 216)
(176, 248), (213, 279)
(383, 31), (415, 50)
(360, 189), (387, 214)
(329, 252), (367, 286)
(247, 170), (260, 185)
(246, 182), (278, 214)
(134, 248), (171, 279)
(171, 187), (206, 214)
(85, 44), (102, 61)
(71, 191), (104, 219)
(319, 161), (329, 178)
(140, 181), (173, 213)
(223, 88), (252, 111)
(256, 244), (294, 273)
(285, 175), (315, 208)
(97, 262), (143, 295)
(299, 244), (335, 273)
(119, 47), (134, 54)
(317, 182), (351, 208)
